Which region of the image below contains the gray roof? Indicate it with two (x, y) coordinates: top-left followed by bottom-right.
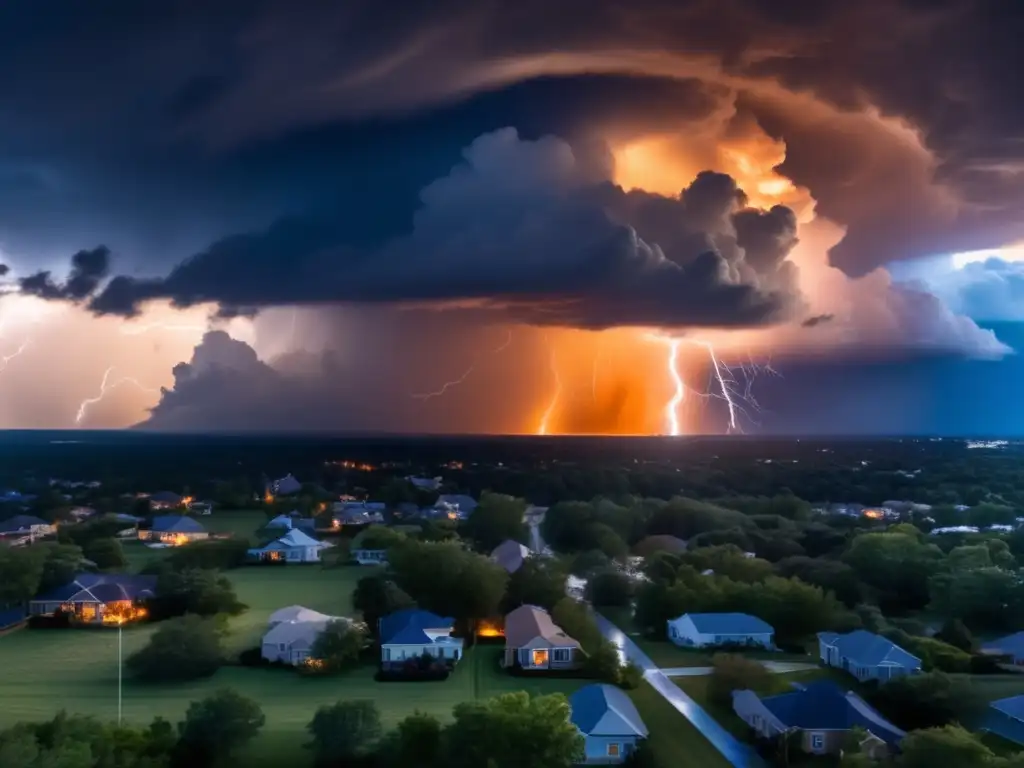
(151, 515), (205, 533)
(679, 612), (774, 635)
(504, 604), (580, 648)
(491, 539), (531, 573)
(982, 632), (1024, 657)
(818, 630), (921, 668)
(570, 684), (648, 737)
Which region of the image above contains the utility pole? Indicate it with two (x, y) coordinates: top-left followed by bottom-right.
(117, 621), (123, 725)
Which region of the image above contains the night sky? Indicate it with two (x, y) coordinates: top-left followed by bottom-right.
(0, 0), (1022, 435)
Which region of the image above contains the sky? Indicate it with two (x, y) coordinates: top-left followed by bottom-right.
(0, 0), (1023, 436)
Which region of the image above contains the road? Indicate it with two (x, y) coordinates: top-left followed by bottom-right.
(595, 613), (767, 768)
(527, 514), (766, 767)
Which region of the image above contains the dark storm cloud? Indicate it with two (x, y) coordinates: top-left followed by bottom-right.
(801, 314), (833, 328)
(19, 246), (110, 301)
(61, 130), (805, 330)
(0, 264), (8, 277)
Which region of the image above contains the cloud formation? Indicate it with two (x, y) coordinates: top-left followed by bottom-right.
(51, 130), (801, 331)
(908, 257), (1024, 323)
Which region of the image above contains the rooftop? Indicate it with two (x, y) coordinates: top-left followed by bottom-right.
(379, 608), (455, 645)
(570, 684), (648, 737)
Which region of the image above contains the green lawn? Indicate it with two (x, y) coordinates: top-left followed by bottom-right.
(953, 674), (1024, 702)
(0, 567), (586, 768)
(627, 682), (731, 768)
(198, 509), (270, 541)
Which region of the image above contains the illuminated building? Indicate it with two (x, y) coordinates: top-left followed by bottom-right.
(28, 574), (156, 626)
(138, 514), (209, 546)
(247, 528), (334, 563)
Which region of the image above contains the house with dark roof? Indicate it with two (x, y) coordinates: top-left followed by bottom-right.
(503, 604), (582, 671)
(435, 494), (477, 517)
(379, 609), (463, 670)
(139, 515), (209, 546)
(983, 695), (1024, 746)
(733, 680), (904, 757)
(667, 612), (775, 650)
(148, 491), (183, 511)
(569, 683), (648, 764)
(981, 632), (1024, 666)
(0, 514), (54, 540)
(268, 474), (302, 496)
(29, 573), (157, 625)
(818, 630), (921, 683)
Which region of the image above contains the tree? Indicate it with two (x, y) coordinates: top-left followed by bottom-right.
(444, 692), (584, 768)
(898, 725), (995, 768)
(306, 700), (382, 764)
(0, 545), (45, 603)
(83, 538), (127, 570)
(461, 492), (527, 553)
(929, 566), (1024, 632)
(384, 711), (443, 768)
(38, 543), (86, 595)
(585, 569), (634, 608)
(867, 672), (984, 731)
(842, 530), (944, 613)
(388, 540), (508, 623)
(308, 619), (368, 673)
(706, 654), (772, 706)
(154, 568), (246, 618)
(680, 545), (773, 583)
(583, 640), (626, 685)
(352, 573), (416, 632)
(774, 556), (863, 607)
(503, 557), (567, 613)
(934, 618), (974, 652)
(177, 689), (265, 763)
(126, 614), (225, 682)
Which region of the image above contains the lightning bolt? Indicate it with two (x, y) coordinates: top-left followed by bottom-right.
(413, 330), (514, 401)
(75, 366), (162, 425)
(120, 323), (207, 336)
(693, 341), (741, 433)
(0, 339), (30, 373)
(643, 334), (685, 436)
(537, 336), (561, 436)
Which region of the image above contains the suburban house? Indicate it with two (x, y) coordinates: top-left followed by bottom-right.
(983, 695), (1024, 746)
(407, 476), (442, 491)
(29, 573), (156, 625)
(436, 494), (477, 517)
(491, 539), (532, 574)
(569, 683), (649, 764)
(379, 608), (463, 669)
(266, 513), (316, 533)
(248, 528), (333, 563)
(667, 612), (775, 649)
(818, 630), (922, 682)
(732, 680), (905, 757)
(982, 632), (1024, 666)
(190, 501), (213, 515)
(632, 534), (688, 557)
(503, 604), (582, 670)
(261, 605), (351, 665)
(148, 491), (183, 511)
(139, 515), (209, 546)
(349, 527), (396, 565)
(268, 474), (302, 496)
(0, 514), (55, 541)
(331, 501), (385, 527)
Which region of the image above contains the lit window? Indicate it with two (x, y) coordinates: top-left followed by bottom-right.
(531, 649), (549, 666)
(607, 744), (620, 757)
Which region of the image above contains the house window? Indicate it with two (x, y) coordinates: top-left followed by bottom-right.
(607, 744), (620, 757)
(278, 643), (285, 651)
(552, 648), (571, 662)
(531, 649), (549, 666)
(810, 733), (825, 752)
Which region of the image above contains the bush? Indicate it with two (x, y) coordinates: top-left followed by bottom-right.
(586, 568), (635, 608)
(127, 614), (225, 682)
(618, 662), (643, 690)
(162, 538), (252, 571)
(706, 654), (772, 707)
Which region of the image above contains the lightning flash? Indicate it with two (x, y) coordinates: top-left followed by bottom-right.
(75, 366), (162, 425)
(413, 330), (514, 401)
(0, 339), (30, 373)
(537, 336), (562, 435)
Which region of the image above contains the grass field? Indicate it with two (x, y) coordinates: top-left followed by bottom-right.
(628, 682), (731, 768)
(0, 563), (590, 767)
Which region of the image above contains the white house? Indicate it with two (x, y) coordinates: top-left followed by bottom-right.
(379, 608), (464, 670)
(261, 605), (351, 665)
(667, 612), (775, 649)
(248, 528), (333, 563)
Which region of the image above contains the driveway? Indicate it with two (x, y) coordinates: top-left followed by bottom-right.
(661, 661), (820, 677)
(595, 613), (767, 768)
